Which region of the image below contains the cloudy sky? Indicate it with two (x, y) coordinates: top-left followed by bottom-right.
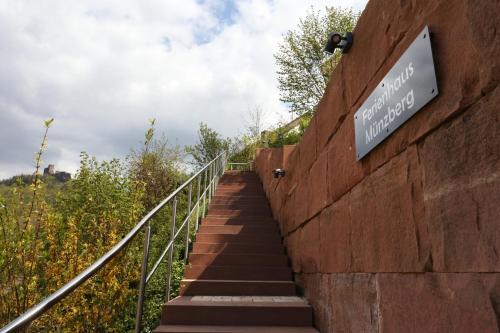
(0, 0), (367, 179)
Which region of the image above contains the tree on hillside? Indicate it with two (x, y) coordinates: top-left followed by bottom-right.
(129, 119), (184, 210)
(185, 123), (231, 167)
(243, 105), (267, 140)
(275, 6), (358, 116)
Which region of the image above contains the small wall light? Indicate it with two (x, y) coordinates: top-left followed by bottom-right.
(324, 32), (353, 54)
(272, 169), (286, 179)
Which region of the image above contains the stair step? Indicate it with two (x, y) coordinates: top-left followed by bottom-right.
(197, 225), (278, 235)
(211, 197), (269, 204)
(207, 209), (271, 217)
(201, 218), (276, 226)
(160, 296), (313, 326)
(209, 204), (271, 213)
(196, 233), (281, 243)
(153, 171), (316, 333)
(203, 216), (276, 223)
(214, 191), (265, 197)
(189, 253), (288, 267)
(184, 265), (292, 281)
(154, 325), (318, 332)
(216, 186), (264, 191)
(193, 242), (284, 254)
(180, 279), (296, 296)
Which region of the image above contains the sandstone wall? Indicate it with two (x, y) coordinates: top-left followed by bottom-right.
(253, 0), (500, 331)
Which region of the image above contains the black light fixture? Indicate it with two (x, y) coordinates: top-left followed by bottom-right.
(324, 32), (353, 54)
(272, 169), (285, 179)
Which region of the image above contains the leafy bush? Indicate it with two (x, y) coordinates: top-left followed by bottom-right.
(0, 119), (191, 332)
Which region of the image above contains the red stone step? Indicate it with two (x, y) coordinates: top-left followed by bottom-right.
(153, 171), (317, 333)
(215, 190), (265, 196)
(216, 185), (264, 189)
(212, 196), (268, 202)
(153, 325), (318, 332)
(179, 280), (296, 296)
(193, 242), (284, 254)
(189, 253), (288, 267)
(203, 215), (276, 223)
(196, 233), (281, 244)
(197, 225), (278, 235)
(184, 265), (292, 281)
(160, 296), (313, 326)
(201, 217), (276, 226)
(205, 209), (272, 217)
(209, 204), (271, 213)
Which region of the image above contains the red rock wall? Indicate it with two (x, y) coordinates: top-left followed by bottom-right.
(253, 0), (500, 331)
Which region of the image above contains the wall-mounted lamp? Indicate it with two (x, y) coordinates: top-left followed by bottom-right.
(272, 169), (286, 179)
(324, 32), (353, 54)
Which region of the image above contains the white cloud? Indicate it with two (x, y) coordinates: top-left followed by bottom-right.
(0, 0), (367, 179)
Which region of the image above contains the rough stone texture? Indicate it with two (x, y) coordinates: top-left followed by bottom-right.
(307, 150), (328, 219)
(326, 118), (364, 205)
(377, 273), (500, 333)
(319, 194), (352, 273)
(421, 86), (500, 272)
(251, 0), (500, 331)
(299, 216), (320, 273)
(299, 273), (378, 333)
(297, 117), (317, 178)
(285, 228), (301, 273)
(349, 146), (429, 272)
(293, 177), (309, 231)
(315, 62), (348, 151)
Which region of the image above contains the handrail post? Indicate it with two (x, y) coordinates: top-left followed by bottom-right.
(166, 197), (177, 302)
(195, 174), (201, 231)
(208, 163), (213, 205)
(212, 162), (216, 200)
(134, 223), (151, 333)
(214, 161), (217, 194)
(184, 183), (192, 262)
(215, 157), (220, 191)
(202, 168), (207, 218)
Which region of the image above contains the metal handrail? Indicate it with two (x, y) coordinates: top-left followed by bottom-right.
(0, 152), (227, 333)
(227, 162), (251, 171)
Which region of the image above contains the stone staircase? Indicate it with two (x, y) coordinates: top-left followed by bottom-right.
(153, 171), (318, 333)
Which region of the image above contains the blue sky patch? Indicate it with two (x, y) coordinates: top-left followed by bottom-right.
(162, 36), (172, 52)
(193, 0), (239, 45)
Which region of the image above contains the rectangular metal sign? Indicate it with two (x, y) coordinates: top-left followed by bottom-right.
(354, 26), (438, 160)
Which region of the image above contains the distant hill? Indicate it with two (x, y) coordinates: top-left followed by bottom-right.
(0, 173), (70, 186)
(0, 173), (71, 203)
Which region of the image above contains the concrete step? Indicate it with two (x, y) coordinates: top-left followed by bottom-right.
(179, 280), (296, 296)
(197, 225), (278, 235)
(153, 325), (318, 332)
(192, 242), (284, 254)
(184, 265), (292, 281)
(196, 233), (281, 244)
(160, 296), (313, 326)
(189, 253), (288, 267)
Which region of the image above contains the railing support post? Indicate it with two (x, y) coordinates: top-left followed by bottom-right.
(202, 168), (207, 218)
(208, 163), (213, 205)
(134, 223), (151, 333)
(165, 197), (177, 302)
(184, 183), (192, 262)
(195, 174), (201, 231)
